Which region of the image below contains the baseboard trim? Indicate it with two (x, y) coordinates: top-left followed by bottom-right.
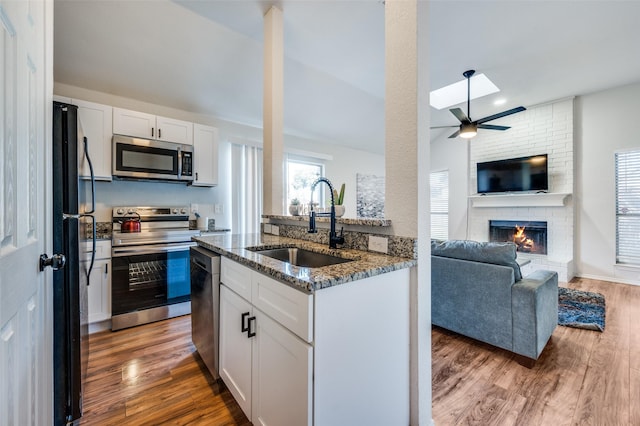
(575, 273), (640, 287)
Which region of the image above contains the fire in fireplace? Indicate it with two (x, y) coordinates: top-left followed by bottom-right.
(489, 220), (548, 255)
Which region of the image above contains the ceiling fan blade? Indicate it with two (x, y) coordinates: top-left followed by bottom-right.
(448, 129), (461, 139)
(476, 106), (526, 124)
(478, 124), (510, 131)
(430, 125), (459, 129)
(450, 108), (470, 124)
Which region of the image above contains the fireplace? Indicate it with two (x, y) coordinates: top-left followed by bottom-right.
(489, 220), (548, 255)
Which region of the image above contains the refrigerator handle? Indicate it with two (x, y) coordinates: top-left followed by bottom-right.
(82, 136), (96, 215)
(79, 214), (96, 284)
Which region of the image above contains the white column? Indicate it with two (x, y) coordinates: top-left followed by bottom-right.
(263, 6), (285, 215)
(385, 1), (432, 424)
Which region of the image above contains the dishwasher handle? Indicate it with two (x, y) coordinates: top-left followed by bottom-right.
(189, 246), (220, 274)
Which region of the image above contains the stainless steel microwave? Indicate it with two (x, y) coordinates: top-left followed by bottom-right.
(112, 135), (193, 182)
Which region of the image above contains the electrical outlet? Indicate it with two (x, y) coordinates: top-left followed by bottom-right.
(214, 204), (222, 214)
(368, 235), (388, 254)
(264, 224), (272, 234)
(190, 203), (199, 214)
(271, 225), (279, 236)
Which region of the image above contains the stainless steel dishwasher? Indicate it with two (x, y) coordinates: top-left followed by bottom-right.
(190, 246), (221, 379)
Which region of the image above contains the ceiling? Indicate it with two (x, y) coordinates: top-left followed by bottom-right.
(54, 0), (640, 154)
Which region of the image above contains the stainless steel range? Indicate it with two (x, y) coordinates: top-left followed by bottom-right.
(111, 206), (200, 330)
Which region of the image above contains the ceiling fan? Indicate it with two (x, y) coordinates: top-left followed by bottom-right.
(432, 70), (526, 139)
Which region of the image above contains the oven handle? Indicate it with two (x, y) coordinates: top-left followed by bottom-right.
(112, 242), (196, 257)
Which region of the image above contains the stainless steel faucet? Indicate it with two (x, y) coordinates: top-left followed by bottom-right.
(308, 177), (345, 249)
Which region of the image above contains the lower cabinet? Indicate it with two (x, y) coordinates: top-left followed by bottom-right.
(83, 240), (112, 324)
(219, 283), (312, 426)
(218, 256), (411, 426)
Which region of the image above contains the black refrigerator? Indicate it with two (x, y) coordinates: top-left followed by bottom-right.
(52, 101), (96, 425)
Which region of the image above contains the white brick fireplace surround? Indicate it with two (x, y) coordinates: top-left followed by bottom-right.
(467, 98), (574, 282)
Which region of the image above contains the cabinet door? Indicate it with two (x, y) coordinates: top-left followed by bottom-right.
(219, 285), (253, 419)
(252, 310), (312, 426)
(113, 107), (156, 139)
(192, 124), (218, 186)
(156, 115), (193, 145)
(75, 99), (113, 181)
(87, 259), (111, 324)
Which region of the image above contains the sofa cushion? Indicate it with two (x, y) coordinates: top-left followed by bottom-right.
(431, 239), (522, 281)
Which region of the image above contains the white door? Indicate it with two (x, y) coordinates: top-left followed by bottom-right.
(252, 311), (312, 426)
(1, 0), (53, 425)
(219, 285), (253, 419)
(192, 123), (218, 187)
(155, 115), (193, 145)
(75, 99), (113, 181)
(112, 107), (156, 139)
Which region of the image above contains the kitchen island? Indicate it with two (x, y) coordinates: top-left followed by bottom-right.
(192, 233), (415, 426)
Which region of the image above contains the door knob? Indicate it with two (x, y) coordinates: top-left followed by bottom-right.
(39, 253), (66, 271)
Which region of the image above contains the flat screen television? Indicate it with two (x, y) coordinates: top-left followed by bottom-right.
(476, 154), (548, 194)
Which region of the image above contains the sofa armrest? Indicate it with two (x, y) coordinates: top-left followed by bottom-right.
(511, 270), (558, 359)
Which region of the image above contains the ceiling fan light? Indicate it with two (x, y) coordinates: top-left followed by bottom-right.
(459, 123), (477, 139)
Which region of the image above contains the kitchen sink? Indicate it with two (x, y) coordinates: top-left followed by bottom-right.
(249, 247), (353, 268)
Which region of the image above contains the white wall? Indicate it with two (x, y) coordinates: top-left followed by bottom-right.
(429, 135), (468, 240)
(290, 143), (384, 218)
(431, 99), (575, 282)
(575, 81), (640, 285)
(55, 83), (383, 225)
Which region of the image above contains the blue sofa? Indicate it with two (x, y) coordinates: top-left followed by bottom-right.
(431, 240), (558, 360)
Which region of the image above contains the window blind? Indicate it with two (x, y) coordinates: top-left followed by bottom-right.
(615, 150), (640, 265)
(431, 170), (449, 241)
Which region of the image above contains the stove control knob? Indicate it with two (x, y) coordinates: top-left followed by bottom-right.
(172, 208), (179, 214)
(116, 208), (124, 215)
(127, 209), (135, 214)
(180, 208), (187, 214)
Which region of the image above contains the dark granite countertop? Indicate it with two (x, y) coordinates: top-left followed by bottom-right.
(193, 233), (416, 293)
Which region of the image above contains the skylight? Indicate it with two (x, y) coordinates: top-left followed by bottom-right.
(430, 73), (500, 110)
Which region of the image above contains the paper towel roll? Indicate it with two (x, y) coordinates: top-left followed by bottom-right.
(197, 217), (209, 231)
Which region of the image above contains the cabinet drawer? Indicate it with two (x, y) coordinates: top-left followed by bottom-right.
(80, 240), (111, 261)
(252, 271), (313, 343)
(221, 257), (252, 301)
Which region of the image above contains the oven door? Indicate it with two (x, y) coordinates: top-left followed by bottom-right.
(111, 243), (194, 317)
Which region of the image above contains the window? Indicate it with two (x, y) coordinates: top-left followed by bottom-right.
(616, 150), (640, 265)
(286, 156), (324, 209)
(430, 170), (449, 240)
(230, 144), (263, 234)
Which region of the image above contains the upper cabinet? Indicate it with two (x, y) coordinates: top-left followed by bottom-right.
(192, 124), (219, 187)
(113, 107), (193, 145)
(75, 99), (113, 181)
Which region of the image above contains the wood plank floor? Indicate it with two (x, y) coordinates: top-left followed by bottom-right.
(80, 316), (251, 425)
(433, 277), (640, 426)
(80, 277), (638, 425)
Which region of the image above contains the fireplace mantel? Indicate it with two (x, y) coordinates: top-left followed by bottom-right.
(469, 192), (571, 208)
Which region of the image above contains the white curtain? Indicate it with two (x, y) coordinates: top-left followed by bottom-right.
(231, 144), (263, 234)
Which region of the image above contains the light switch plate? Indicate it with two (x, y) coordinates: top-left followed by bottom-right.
(369, 235), (388, 254)
(264, 224), (272, 234)
(272, 225), (280, 236)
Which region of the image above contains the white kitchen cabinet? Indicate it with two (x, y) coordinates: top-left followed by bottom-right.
(155, 116), (193, 145)
(113, 107), (193, 145)
(219, 285), (253, 417)
(217, 255), (411, 426)
(75, 99), (113, 181)
(219, 258), (312, 425)
(192, 124), (219, 186)
(82, 240), (112, 325)
(251, 309), (312, 426)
